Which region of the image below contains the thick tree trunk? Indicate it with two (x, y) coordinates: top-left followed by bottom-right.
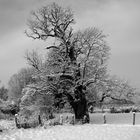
(67, 91), (90, 124)
(60, 70), (90, 123)
(72, 97), (89, 123)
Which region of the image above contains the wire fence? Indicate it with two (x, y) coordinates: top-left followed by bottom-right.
(14, 112), (140, 129)
(89, 112), (138, 125)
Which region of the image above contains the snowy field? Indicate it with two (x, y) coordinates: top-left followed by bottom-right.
(90, 113), (140, 124)
(1, 124), (140, 140)
(1, 113), (140, 140)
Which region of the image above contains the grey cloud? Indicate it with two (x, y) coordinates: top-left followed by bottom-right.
(0, 0), (50, 37)
(0, 0), (110, 37)
(0, 0), (140, 89)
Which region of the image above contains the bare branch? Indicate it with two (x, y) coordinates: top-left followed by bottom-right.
(24, 50), (42, 72)
(46, 46), (59, 49)
(25, 30), (40, 40)
(26, 3), (74, 42)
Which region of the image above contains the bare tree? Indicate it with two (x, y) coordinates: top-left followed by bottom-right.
(25, 2), (110, 123)
(98, 76), (136, 103)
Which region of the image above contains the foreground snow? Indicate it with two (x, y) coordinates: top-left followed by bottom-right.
(1, 124), (140, 140)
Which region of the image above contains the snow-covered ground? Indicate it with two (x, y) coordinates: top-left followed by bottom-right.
(1, 113), (140, 140)
(1, 124), (140, 140)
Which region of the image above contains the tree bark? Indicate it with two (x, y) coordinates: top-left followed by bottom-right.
(66, 86), (90, 124)
(72, 96), (89, 123)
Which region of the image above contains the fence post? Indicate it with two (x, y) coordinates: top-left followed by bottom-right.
(60, 114), (63, 125)
(103, 113), (106, 124)
(133, 112), (135, 125)
(71, 114), (75, 125)
(38, 115), (43, 126)
(15, 114), (18, 127)
(65, 116), (69, 123)
(15, 114), (20, 128)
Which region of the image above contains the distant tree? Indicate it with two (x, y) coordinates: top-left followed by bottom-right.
(97, 76), (136, 103)
(8, 67), (34, 101)
(24, 2), (110, 122)
(0, 86), (8, 101)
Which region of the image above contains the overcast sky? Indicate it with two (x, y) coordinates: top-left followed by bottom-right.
(0, 0), (140, 90)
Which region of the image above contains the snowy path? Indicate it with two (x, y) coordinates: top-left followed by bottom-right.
(1, 124), (140, 140)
